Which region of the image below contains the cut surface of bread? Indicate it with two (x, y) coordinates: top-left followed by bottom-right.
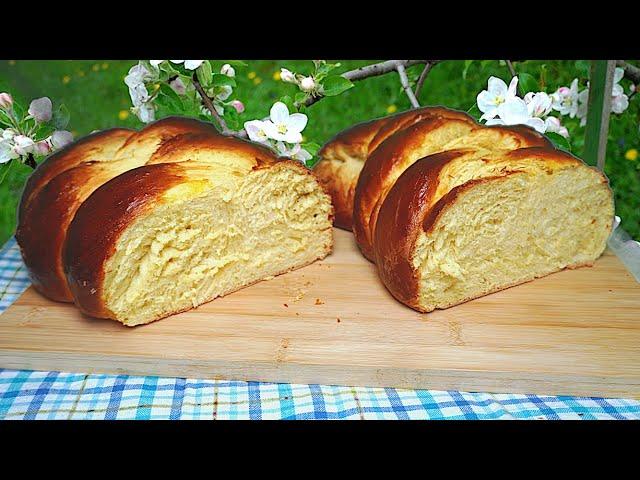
(373, 147), (614, 312)
(18, 116), (333, 326)
(352, 120), (550, 260)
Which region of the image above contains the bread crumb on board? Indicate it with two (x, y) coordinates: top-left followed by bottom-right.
(314, 298), (324, 305)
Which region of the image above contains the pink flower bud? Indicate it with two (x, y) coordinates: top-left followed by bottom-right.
(51, 130), (74, 149)
(280, 68), (296, 83)
(231, 100), (245, 114)
(28, 97), (53, 123)
(34, 140), (52, 155)
(0, 92), (13, 110)
(169, 77), (187, 95)
(221, 64), (235, 78)
(12, 135), (35, 156)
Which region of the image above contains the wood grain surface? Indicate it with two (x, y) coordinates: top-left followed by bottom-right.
(1, 228), (639, 398)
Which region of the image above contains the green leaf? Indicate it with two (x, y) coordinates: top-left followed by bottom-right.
(546, 132), (571, 152)
(0, 160), (13, 184)
(157, 83), (184, 112)
(222, 104), (240, 130)
(321, 75), (354, 97)
(518, 72), (539, 95)
(301, 141), (320, 157)
(211, 73), (236, 88)
(466, 103), (481, 120)
(462, 60), (474, 80)
(279, 95), (295, 112)
(51, 104), (70, 130)
(294, 92), (308, 105)
(196, 60), (213, 87)
(574, 60), (590, 78)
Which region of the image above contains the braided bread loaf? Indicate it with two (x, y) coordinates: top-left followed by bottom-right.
(17, 117), (333, 326)
(315, 107), (614, 312)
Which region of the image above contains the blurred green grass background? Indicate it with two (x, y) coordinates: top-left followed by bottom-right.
(0, 59), (638, 245)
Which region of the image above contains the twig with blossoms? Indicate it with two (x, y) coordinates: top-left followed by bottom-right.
(0, 92), (73, 177)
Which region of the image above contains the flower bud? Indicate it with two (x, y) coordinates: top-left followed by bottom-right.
(51, 130), (74, 149)
(169, 77), (187, 95)
(0, 92), (13, 110)
(221, 64), (235, 78)
(280, 68), (296, 84)
(300, 76), (316, 92)
(28, 97), (53, 123)
(230, 100), (245, 114)
(34, 140), (52, 155)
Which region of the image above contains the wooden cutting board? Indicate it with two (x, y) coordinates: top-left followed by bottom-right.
(1, 228), (639, 398)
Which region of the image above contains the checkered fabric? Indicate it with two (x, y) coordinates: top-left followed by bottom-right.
(1, 237), (639, 420)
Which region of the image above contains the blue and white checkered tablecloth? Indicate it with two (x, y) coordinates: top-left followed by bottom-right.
(1, 237), (639, 420)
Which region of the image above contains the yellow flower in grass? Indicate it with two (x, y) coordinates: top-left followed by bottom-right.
(625, 149), (638, 161)
(78, 70), (86, 77)
(8, 60), (16, 66)
(248, 71), (257, 79)
(253, 77), (262, 85)
(273, 70), (281, 81)
(101, 63), (109, 70)
(118, 110), (130, 121)
(62, 75), (71, 85)
(92, 64), (100, 72)
(386, 104), (397, 114)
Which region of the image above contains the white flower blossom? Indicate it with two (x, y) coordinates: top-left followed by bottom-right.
(486, 97), (546, 133)
(276, 141), (312, 164)
(244, 120), (271, 144)
(612, 93), (629, 114)
(221, 64), (235, 77)
(544, 116), (569, 138)
(12, 134), (36, 156)
(125, 62), (156, 123)
(477, 76), (519, 121)
(1, 128), (16, 141)
(280, 68), (296, 83)
(524, 92), (552, 118)
(551, 78), (580, 118)
(34, 140), (52, 155)
(576, 88), (589, 126)
(217, 85), (232, 101)
(0, 139), (18, 163)
(262, 102), (307, 143)
(170, 60), (204, 70)
(28, 97), (52, 123)
(132, 103), (155, 123)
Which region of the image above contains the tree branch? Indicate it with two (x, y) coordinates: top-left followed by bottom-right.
(192, 73), (248, 137)
(396, 64), (420, 108)
(505, 60), (517, 78)
(616, 60), (640, 85)
(414, 61), (435, 99)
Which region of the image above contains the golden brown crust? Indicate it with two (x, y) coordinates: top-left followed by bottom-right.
(16, 117), (256, 304)
(314, 106), (478, 231)
(373, 144), (611, 311)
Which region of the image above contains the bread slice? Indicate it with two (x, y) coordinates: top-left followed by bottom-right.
(373, 147), (614, 312)
(314, 106), (473, 230)
(63, 135), (333, 326)
(16, 117), (217, 302)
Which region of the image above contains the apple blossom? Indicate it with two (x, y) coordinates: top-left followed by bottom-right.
(149, 60), (164, 67)
(221, 64), (236, 77)
(299, 76), (316, 93)
(477, 76), (519, 121)
(551, 79), (580, 118)
(486, 97), (546, 133)
(51, 130), (74, 149)
(612, 93), (629, 114)
(12, 135), (36, 155)
(524, 92), (552, 118)
(576, 88), (589, 126)
(262, 102), (307, 143)
(0, 92), (12, 110)
(280, 68), (296, 84)
(0, 139), (18, 163)
(275, 141), (312, 164)
(169, 77), (187, 95)
(544, 117), (569, 138)
(230, 100), (245, 113)
(132, 103), (155, 123)
(28, 97), (53, 123)
(244, 120), (271, 144)
(171, 60), (204, 70)
(217, 85), (232, 102)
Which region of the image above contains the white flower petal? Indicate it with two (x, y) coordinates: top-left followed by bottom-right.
(286, 113), (308, 133)
(507, 76), (519, 98)
(184, 60), (204, 70)
(270, 102), (289, 124)
(485, 118), (505, 126)
(477, 90), (496, 115)
(28, 97), (53, 123)
(170, 60), (184, 64)
(150, 60), (164, 67)
(525, 117), (546, 133)
(487, 76), (508, 95)
(245, 120), (269, 143)
(283, 130), (303, 144)
(496, 97), (529, 124)
(51, 130), (74, 149)
(614, 67), (624, 84)
(611, 94), (629, 114)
